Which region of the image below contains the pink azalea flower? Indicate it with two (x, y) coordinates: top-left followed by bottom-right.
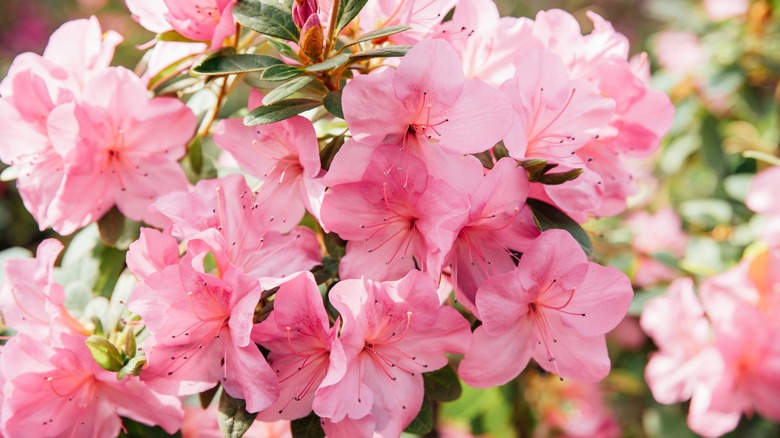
(433, 0), (539, 86)
(46, 66), (196, 234)
(127, 0), (237, 47)
(654, 31), (706, 75)
(251, 272), (346, 421)
(321, 145), (470, 282)
(459, 229), (632, 386)
(0, 333), (183, 437)
(128, 241), (279, 413)
(500, 50), (615, 166)
(126, 227), (181, 281)
(534, 377), (621, 438)
(152, 175), (322, 290)
(315, 271), (471, 436)
(341, 39), (512, 191)
(747, 167), (780, 247)
(445, 157), (540, 315)
(214, 112), (325, 232)
(357, 0), (457, 45)
(641, 278), (718, 405)
(686, 304), (780, 437)
(0, 238), (89, 339)
(704, 0), (749, 20)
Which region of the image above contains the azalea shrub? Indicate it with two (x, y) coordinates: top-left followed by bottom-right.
(0, 0), (778, 437)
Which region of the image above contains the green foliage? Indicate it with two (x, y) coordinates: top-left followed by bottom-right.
(244, 98), (322, 125)
(527, 199), (594, 255)
(291, 413), (326, 438)
(233, 0), (300, 42)
(404, 397), (434, 435)
(218, 391), (258, 438)
(193, 54), (284, 75)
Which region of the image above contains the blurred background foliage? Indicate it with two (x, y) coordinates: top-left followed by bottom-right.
(1, 0), (779, 437)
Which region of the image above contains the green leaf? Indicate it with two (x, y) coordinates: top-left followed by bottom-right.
(404, 397), (434, 435)
(262, 76), (315, 105)
(193, 54), (283, 75)
(305, 53), (350, 72)
(536, 167), (584, 185)
(117, 356), (146, 380)
(700, 114), (726, 177)
(233, 0), (299, 42)
(323, 90), (344, 118)
(218, 391), (258, 438)
(244, 98), (321, 125)
(97, 207), (125, 247)
(261, 64), (304, 82)
(86, 336), (124, 372)
(349, 45), (411, 62)
(345, 24), (411, 47)
(423, 364), (462, 402)
(267, 38), (300, 61)
(291, 412), (325, 438)
(527, 198), (593, 255)
(93, 244), (128, 297)
(336, 0), (369, 31)
(199, 385), (221, 409)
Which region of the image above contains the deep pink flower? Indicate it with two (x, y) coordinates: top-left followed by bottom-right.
(128, 241), (279, 412)
(0, 333), (183, 437)
(459, 229), (632, 386)
(315, 271), (471, 436)
(152, 175), (322, 290)
(251, 272), (346, 421)
(321, 145), (469, 282)
(445, 157), (540, 315)
(214, 113), (324, 232)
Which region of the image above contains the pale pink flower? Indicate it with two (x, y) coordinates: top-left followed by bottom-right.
(321, 145), (469, 282)
(316, 271), (471, 436)
(46, 66), (196, 234)
(127, 0), (237, 47)
(654, 31), (706, 75)
(704, 0), (749, 20)
(126, 227), (181, 281)
(535, 378), (621, 438)
(459, 229), (632, 386)
(434, 0), (539, 86)
(214, 112), (325, 232)
(341, 39), (512, 191)
(357, 0), (456, 45)
(152, 175), (322, 290)
(0, 333), (183, 437)
(501, 50), (615, 166)
(128, 241), (279, 412)
(251, 272), (346, 421)
(641, 278), (718, 405)
(445, 157), (540, 315)
(0, 239), (89, 339)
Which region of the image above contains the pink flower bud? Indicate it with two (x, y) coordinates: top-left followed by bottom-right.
(299, 14), (324, 62)
(292, 0), (318, 29)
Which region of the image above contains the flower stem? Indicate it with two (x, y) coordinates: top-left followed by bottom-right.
(323, 0), (341, 57)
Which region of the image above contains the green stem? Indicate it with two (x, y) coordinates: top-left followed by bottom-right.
(323, 0), (341, 57)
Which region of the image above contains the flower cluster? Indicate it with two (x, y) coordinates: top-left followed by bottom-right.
(0, 0), (674, 436)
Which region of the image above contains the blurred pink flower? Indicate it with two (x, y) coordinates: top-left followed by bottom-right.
(704, 0), (749, 20)
(747, 167), (780, 247)
(181, 405), (292, 438)
(627, 208), (688, 287)
(654, 31), (705, 75)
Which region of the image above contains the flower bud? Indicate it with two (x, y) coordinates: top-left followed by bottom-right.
(293, 0), (318, 29)
(299, 14), (324, 62)
(85, 335), (125, 372)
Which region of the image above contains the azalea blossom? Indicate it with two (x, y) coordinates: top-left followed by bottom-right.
(126, 0), (237, 47)
(316, 271), (471, 436)
(459, 229), (632, 386)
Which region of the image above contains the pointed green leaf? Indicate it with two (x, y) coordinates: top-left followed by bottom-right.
(527, 198), (593, 255)
(218, 391), (258, 438)
(193, 54), (284, 75)
(86, 336), (124, 372)
(305, 53), (350, 72)
(345, 25), (412, 47)
(323, 90), (344, 118)
(404, 397), (434, 435)
(233, 0), (299, 42)
(349, 46), (411, 62)
(244, 98), (321, 125)
(261, 64), (304, 82)
(291, 413), (325, 438)
(336, 0), (369, 31)
(267, 38), (300, 61)
(262, 76), (315, 105)
(423, 364), (462, 402)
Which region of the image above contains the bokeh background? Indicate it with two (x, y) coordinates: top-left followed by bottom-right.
(0, 0), (778, 437)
